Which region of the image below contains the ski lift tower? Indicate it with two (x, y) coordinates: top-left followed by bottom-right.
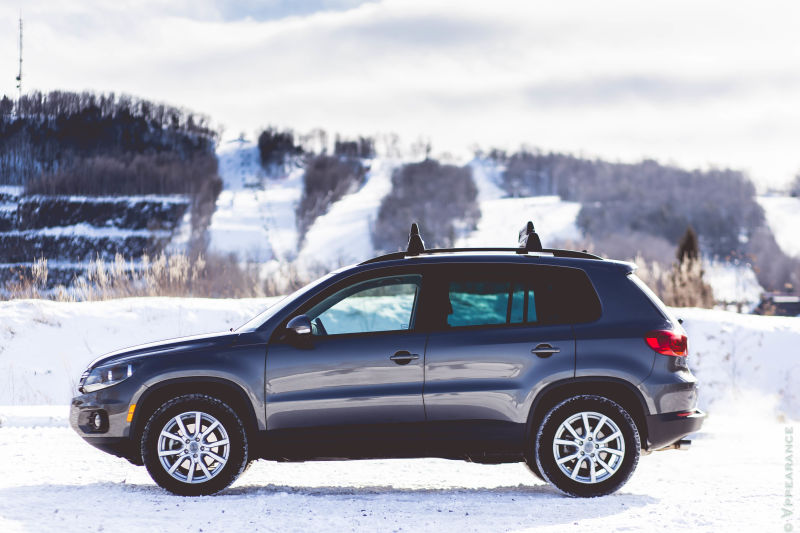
(15, 15), (23, 100)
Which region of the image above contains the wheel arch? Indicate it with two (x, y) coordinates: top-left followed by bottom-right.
(527, 377), (651, 451)
(130, 377), (260, 463)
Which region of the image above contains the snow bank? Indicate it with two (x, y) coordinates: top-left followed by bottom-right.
(0, 297), (279, 405)
(676, 307), (800, 418)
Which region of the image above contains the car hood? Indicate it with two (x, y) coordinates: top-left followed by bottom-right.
(87, 331), (238, 369)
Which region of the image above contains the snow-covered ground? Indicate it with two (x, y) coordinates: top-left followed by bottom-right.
(0, 298), (797, 531)
(0, 406), (793, 533)
(758, 195), (800, 257)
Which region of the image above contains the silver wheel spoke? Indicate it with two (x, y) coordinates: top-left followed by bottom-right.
(175, 416), (189, 439)
(204, 450), (226, 464)
(600, 431), (621, 444)
(160, 431), (183, 442)
(158, 448), (183, 457)
(186, 461), (195, 483)
(201, 420), (220, 440)
(603, 447), (624, 457)
(197, 458), (212, 479)
(589, 457), (597, 483)
(581, 413), (591, 436)
(168, 458), (183, 474)
(554, 439), (578, 447)
(596, 456), (614, 473)
(570, 456), (584, 479)
(593, 415), (607, 438)
(564, 423), (581, 440)
(206, 439), (229, 448)
(194, 412), (202, 437)
(557, 452), (580, 465)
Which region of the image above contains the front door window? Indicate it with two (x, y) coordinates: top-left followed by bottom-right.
(305, 275), (422, 336)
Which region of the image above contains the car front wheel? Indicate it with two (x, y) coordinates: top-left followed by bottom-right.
(535, 395), (640, 497)
(141, 393), (249, 496)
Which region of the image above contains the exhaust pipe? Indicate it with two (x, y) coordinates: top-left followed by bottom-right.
(664, 439), (692, 451)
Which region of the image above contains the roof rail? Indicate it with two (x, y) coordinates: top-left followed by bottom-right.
(359, 222), (603, 265)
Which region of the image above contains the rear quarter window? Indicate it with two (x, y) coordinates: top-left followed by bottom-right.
(540, 266), (602, 324)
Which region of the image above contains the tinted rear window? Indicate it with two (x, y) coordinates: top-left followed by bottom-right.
(432, 264), (601, 329)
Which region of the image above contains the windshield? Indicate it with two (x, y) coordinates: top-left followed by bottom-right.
(235, 271), (338, 332)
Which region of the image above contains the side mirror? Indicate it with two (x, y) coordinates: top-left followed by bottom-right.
(286, 315), (312, 337)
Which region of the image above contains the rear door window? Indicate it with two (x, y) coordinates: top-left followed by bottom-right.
(431, 264), (600, 329)
(447, 281), (536, 327)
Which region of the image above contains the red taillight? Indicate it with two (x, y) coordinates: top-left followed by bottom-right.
(644, 330), (688, 357)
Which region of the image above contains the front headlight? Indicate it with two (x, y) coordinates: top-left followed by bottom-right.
(81, 362), (136, 393)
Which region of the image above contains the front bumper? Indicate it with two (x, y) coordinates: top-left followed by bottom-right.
(646, 408), (706, 450)
(70, 387), (142, 463)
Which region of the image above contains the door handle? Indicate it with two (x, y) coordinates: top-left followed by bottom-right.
(531, 343), (560, 358)
(389, 350), (420, 365)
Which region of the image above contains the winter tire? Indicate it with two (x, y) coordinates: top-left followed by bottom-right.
(535, 395), (640, 497)
(141, 393), (249, 496)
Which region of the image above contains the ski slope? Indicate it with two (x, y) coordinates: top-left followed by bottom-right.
(208, 141), (303, 262)
(296, 158), (399, 270)
(457, 159), (582, 248)
(758, 195), (800, 257)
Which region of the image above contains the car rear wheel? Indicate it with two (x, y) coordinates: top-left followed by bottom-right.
(141, 393), (249, 496)
(535, 395), (640, 497)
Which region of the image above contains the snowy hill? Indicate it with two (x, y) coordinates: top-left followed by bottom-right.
(758, 195), (800, 257)
(206, 146), (767, 311)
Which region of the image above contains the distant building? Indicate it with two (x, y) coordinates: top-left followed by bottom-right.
(754, 293), (800, 317)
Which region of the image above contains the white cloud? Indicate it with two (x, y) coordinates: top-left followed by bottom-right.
(1, 0), (799, 187)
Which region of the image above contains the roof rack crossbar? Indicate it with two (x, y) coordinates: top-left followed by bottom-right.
(359, 247), (602, 265)
(359, 219), (602, 265)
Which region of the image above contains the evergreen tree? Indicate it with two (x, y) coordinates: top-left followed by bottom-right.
(676, 226), (700, 263)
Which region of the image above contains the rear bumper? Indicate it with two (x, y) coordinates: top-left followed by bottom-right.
(645, 408), (706, 450)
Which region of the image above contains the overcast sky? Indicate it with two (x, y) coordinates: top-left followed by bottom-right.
(1, 0), (799, 189)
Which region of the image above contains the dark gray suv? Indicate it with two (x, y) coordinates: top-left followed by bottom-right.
(70, 222), (704, 497)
